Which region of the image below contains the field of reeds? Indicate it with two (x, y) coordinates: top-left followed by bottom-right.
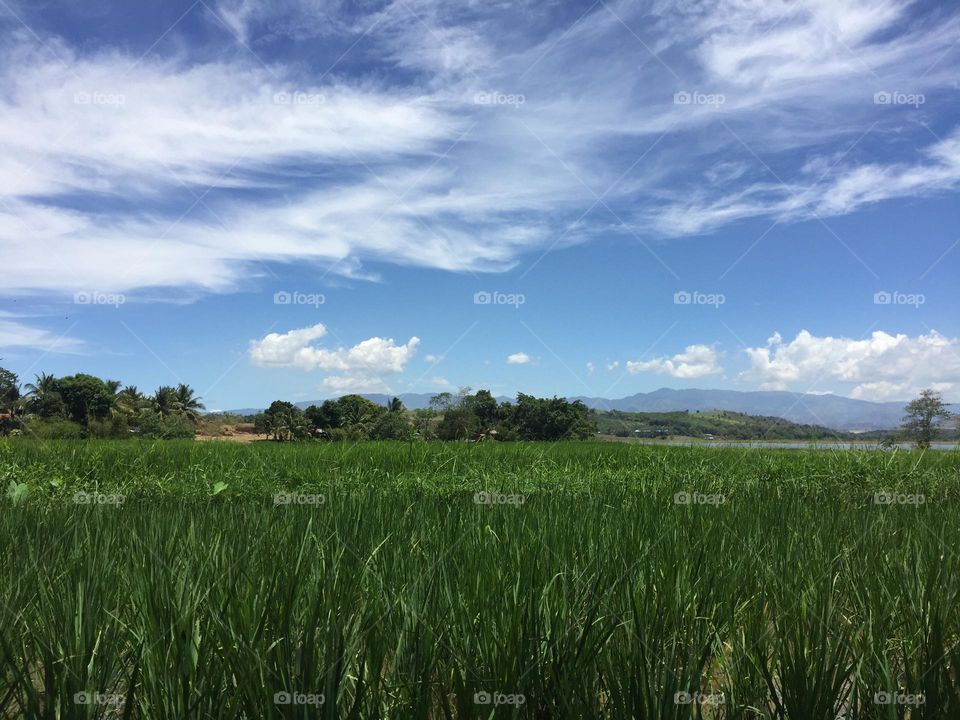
(2, 439), (959, 718)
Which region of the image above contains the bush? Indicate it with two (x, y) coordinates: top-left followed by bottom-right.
(23, 418), (85, 439)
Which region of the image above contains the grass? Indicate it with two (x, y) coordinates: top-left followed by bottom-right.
(2, 439), (960, 718)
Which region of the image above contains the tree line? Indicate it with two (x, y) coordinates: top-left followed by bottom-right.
(1, 362), (952, 446)
(254, 389), (595, 442)
(0, 366), (204, 438)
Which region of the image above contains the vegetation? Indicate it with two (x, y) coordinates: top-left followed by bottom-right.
(2, 439), (960, 718)
(0, 365), (205, 439)
(902, 388), (953, 448)
(592, 408), (852, 440)
(255, 388), (595, 443)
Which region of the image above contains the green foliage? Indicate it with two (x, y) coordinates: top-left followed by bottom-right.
(593, 408), (849, 440)
(52, 373), (115, 425)
(1, 440), (960, 717)
(135, 409), (196, 439)
(23, 417), (85, 439)
(902, 388), (953, 449)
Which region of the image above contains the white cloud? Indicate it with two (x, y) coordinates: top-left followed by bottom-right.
(424, 354), (443, 364)
(585, 361), (595, 375)
(0, 314), (85, 354)
(507, 352), (532, 365)
(741, 330), (960, 400)
(431, 375), (451, 387)
(320, 374), (392, 394)
(249, 323), (419, 391)
(626, 345), (722, 379)
(606, 361), (620, 371)
(0, 1), (959, 300)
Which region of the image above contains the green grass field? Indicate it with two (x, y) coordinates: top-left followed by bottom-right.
(3, 440), (960, 718)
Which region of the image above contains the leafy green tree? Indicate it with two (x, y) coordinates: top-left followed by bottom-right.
(54, 374), (115, 425)
(902, 389), (953, 449)
(436, 406), (480, 440)
(261, 400), (310, 441)
(0, 366), (20, 414)
(464, 389), (498, 428)
(370, 410), (414, 440)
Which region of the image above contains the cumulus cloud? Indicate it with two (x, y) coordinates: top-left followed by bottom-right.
(586, 361), (595, 375)
(741, 330), (960, 400)
(507, 352), (532, 365)
(249, 323), (419, 392)
(626, 345), (722, 379)
(606, 361), (620, 371)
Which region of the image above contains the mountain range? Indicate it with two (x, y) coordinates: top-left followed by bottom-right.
(225, 388), (957, 431)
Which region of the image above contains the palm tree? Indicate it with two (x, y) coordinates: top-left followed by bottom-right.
(388, 397), (405, 414)
(175, 384), (205, 424)
(105, 379), (122, 395)
(23, 372), (60, 416)
(116, 386), (147, 416)
(152, 386), (178, 419)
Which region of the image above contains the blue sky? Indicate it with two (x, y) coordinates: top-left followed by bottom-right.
(1, 0), (959, 410)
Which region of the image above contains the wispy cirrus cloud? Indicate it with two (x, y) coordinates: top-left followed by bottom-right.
(0, 0), (958, 300)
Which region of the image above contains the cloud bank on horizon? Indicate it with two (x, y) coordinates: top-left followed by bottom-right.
(1, 0), (959, 404)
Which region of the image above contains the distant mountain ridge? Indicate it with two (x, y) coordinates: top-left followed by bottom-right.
(222, 388), (956, 430)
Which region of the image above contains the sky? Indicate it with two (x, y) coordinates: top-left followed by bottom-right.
(1, 0), (959, 410)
